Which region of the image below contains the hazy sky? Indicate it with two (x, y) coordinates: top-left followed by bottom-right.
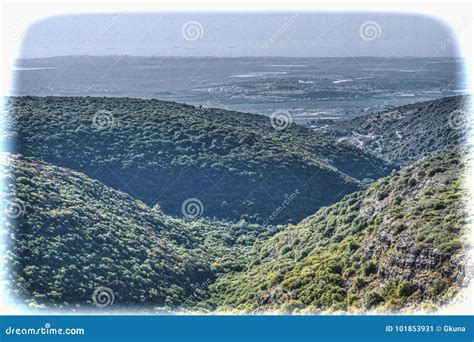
(19, 12), (459, 58)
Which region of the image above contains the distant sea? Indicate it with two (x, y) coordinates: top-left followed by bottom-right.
(10, 56), (468, 123)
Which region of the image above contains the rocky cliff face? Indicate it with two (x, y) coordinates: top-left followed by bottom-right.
(366, 223), (465, 307)
(208, 149), (469, 313)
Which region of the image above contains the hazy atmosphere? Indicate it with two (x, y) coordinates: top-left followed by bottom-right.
(19, 13), (459, 58)
(3, 11), (472, 316)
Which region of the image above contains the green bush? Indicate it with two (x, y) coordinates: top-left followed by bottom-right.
(365, 291), (384, 308)
(363, 261), (377, 276)
(397, 281), (417, 297)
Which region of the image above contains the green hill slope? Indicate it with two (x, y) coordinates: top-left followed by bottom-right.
(2, 154), (274, 310)
(4, 96), (393, 224)
(208, 149), (469, 313)
(312, 95), (471, 166)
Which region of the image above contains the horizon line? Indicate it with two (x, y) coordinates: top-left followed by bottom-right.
(16, 54), (463, 60)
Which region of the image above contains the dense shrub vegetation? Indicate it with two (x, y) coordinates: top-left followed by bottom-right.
(313, 95), (470, 166)
(1, 95), (469, 313)
(207, 150), (469, 313)
(3, 149), (466, 312)
(2, 155), (275, 309)
(4, 96), (392, 224)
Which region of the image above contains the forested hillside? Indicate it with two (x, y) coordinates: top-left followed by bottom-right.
(208, 149), (469, 313)
(2, 95), (470, 313)
(6, 150), (466, 312)
(312, 95), (471, 166)
(2, 154), (274, 309)
(4, 96), (393, 224)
